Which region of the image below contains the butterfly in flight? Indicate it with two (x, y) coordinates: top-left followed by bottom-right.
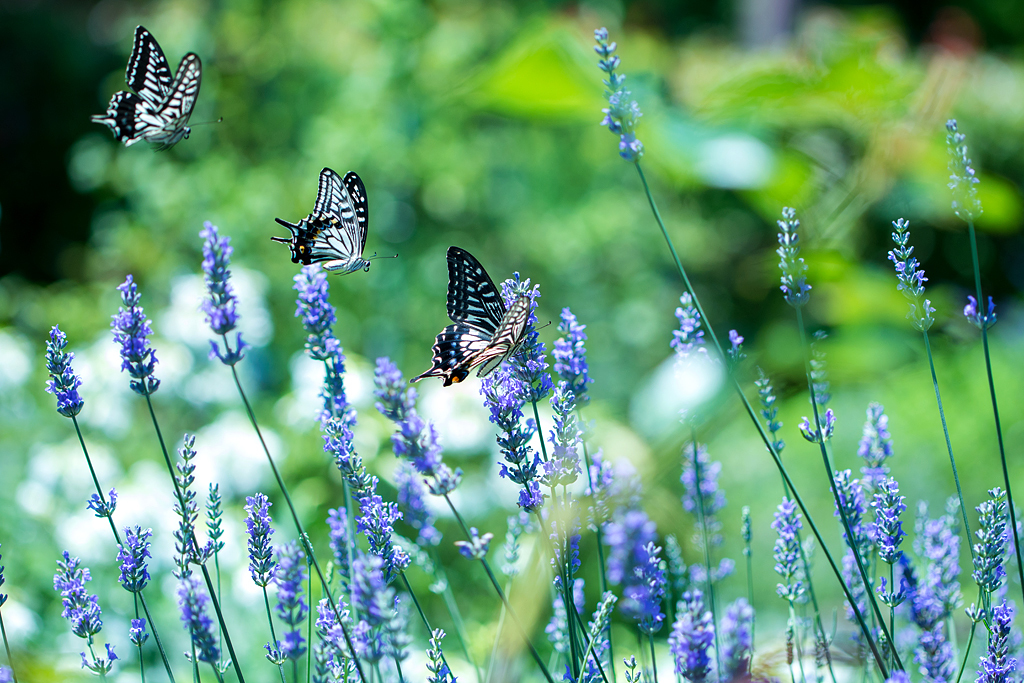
(272, 168), (373, 274)
(92, 26), (202, 151)
(414, 246), (531, 386)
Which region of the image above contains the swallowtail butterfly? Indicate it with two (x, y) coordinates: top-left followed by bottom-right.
(91, 26), (202, 151)
(272, 168), (372, 274)
(413, 247), (531, 386)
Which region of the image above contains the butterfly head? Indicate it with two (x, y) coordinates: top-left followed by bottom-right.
(183, 126), (191, 139)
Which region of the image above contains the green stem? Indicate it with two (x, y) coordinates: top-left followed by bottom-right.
(744, 531), (754, 674)
(307, 557), (313, 683)
(921, 331), (976, 561)
(262, 588), (288, 683)
(954, 622), (977, 683)
(485, 579), (512, 683)
(632, 159), (889, 676)
(142, 396), (246, 683)
(794, 307), (900, 674)
(134, 594), (147, 683)
(431, 555), (482, 683)
(579, 422), (616, 682)
(531, 398), (549, 462)
(226, 366), (365, 683)
(788, 604), (808, 683)
(648, 633), (659, 683)
(71, 416), (177, 683)
(398, 573), (454, 679)
(966, 221), (1024, 601)
(689, 428), (721, 682)
(442, 495), (556, 683)
(0, 611), (17, 683)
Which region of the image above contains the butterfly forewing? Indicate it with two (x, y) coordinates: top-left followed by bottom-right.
(446, 247), (506, 336)
(126, 26), (173, 105)
(342, 172), (370, 255)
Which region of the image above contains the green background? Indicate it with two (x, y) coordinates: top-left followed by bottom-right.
(1, 0), (1023, 680)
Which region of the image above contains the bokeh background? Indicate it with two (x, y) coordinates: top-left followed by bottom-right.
(1, 0), (1023, 680)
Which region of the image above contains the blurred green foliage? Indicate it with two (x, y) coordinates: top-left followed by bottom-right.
(1, 0), (1024, 680)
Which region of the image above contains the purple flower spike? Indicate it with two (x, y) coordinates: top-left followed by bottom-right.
(44, 325), (85, 417)
(395, 463), (441, 547)
(946, 119), (983, 223)
(858, 403), (894, 492)
(455, 528), (493, 561)
(129, 618), (149, 646)
(200, 221), (247, 365)
(669, 589), (715, 683)
(111, 274), (160, 396)
(772, 498), (805, 603)
(777, 207), (811, 307)
(244, 493), (276, 587)
(799, 409), (835, 443)
(501, 274), (552, 402)
(553, 308), (592, 407)
(481, 365), (542, 511)
(594, 29), (644, 161)
(605, 509), (666, 632)
(871, 477), (907, 566)
(54, 551), (104, 639)
(965, 294), (997, 330)
(889, 218), (936, 331)
(978, 600), (1017, 683)
(117, 526), (152, 593)
(294, 264), (340, 362)
(274, 541), (309, 661)
(177, 575), (220, 663)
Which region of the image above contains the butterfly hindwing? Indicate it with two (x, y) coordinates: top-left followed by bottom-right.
(126, 26), (173, 105)
(272, 168), (371, 274)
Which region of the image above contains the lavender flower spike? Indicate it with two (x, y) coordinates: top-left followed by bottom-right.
(177, 575), (220, 663)
(798, 409), (835, 443)
(244, 493), (276, 587)
(858, 403), (894, 492)
(553, 307), (592, 406)
(965, 294), (997, 330)
(111, 274), (160, 395)
(200, 221), (247, 365)
(116, 526), (152, 593)
(946, 119), (983, 223)
(455, 528), (494, 561)
(720, 597), (754, 678)
(772, 498), (805, 604)
(129, 618), (149, 647)
(594, 28), (644, 161)
(426, 628), (457, 683)
(972, 487), (1009, 596)
(501, 273), (551, 402)
(605, 510), (666, 632)
(481, 365), (542, 511)
(395, 463), (441, 547)
(669, 589), (715, 683)
(888, 218), (936, 331)
(54, 552), (116, 675)
(871, 477), (906, 566)
(294, 264), (340, 362)
(44, 325), (84, 417)
(274, 541), (309, 661)
(671, 293), (707, 362)
(777, 207), (811, 307)
(978, 600), (1017, 683)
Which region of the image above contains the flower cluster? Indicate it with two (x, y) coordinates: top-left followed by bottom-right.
(455, 527), (494, 561)
(755, 369), (785, 454)
(594, 28), (644, 161)
(671, 293), (707, 363)
(776, 207), (811, 307)
(111, 274), (160, 395)
(772, 498), (805, 604)
(177, 575), (220, 664)
(720, 597), (754, 679)
(543, 382), (582, 488)
(552, 307), (592, 407)
(326, 507), (353, 589)
(946, 119), (983, 223)
(871, 477), (907, 566)
(481, 365), (542, 511)
(395, 463), (441, 547)
(681, 441), (726, 548)
(356, 492), (411, 583)
(972, 487), (1009, 597)
(245, 493), (276, 587)
(888, 218), (936, 331)
(426, 629), (456, 683)
(116, 526), (152, 593)
(605, 509), (665, 632)
(87, 488), (117, 519)
(978, 600), (1017, 683)
(200, 222), (247, 365)
(44, 325), (84, 417)
(669, 590), (715, 683)
(501, 273), (551, 402)
(274, 541), (309, 661)
(798, 408), (835, 443)
(965, 294), (997, 330)
(373, 357), (462, 496)
(54, 552), (117, 675)
(727, 329), (745, 364)
(858, 403), (894, 492)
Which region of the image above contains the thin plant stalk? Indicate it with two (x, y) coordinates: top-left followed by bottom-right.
(485, 579), (511, 683)
(261, 588), (288, 683)
(966, 220), (1024, 599)
(954, 622), (978, 683)
(141, 396), (247, 683)
(648, 633), (659, 683)
(631, 161), (890, 676)
(397, 573), (454, 679)
(921, 331), (975, 561)
(223, 366), (363, 683)
(579, 421), (616, 681)
(788, 604), (808, 683)
(0, 611), (16, 683)
(743, 521), (755, 674)
(430, 554), (483, 683)
(442, 494), (556, 683)
(689, 430), (721, 682)
(70, 416), (176, 683)
(307, 557), (313, 683)
(794, 308), (901, 672)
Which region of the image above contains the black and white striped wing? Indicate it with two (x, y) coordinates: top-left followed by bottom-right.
(145, 52), (201, 149)
(477, 295), (531, 376)
(311, 169), (369, 258)
(126, 26), (173, 106)
(445, 246), (506, 335)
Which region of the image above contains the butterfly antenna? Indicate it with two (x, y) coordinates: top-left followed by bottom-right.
(534, 320), (553, 332)
(366, 251), (399, 261)
(190, 116), (224, 126)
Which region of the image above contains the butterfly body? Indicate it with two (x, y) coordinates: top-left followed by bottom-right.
(273, 168), (371, 274)
(92, 26), (201, 151)
(414, 247), (531, 386)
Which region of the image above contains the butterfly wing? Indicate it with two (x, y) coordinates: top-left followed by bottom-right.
(125, 26), (173, 105)
(412, 324), (495, 386)
(476, 294), (531, 378)
(272, 168), (369, 272)
(91, 91), (151, 145)
(446, 246), (506, 335)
